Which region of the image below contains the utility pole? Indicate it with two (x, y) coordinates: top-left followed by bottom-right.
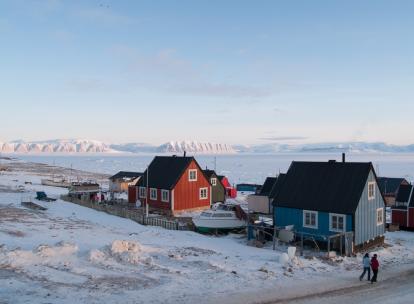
(146, 165), (149, 217)
(214, 156), (217, 172)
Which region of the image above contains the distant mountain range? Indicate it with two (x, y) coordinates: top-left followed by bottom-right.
(2, 139), (414, 154)
(234, 142), (414, 153)
(0, 139), (236, 154)
(0, 139), (111, 153)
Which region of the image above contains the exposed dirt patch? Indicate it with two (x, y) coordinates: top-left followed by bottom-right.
(0, 229), (25, 237)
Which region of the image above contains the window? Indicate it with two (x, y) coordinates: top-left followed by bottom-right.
(161, 190), (169, 202)
(139, 187), (146, 198)
(303, 210), (318, 229)
(377, 208), (384, 225)
(211, 178), (217, 186)
(395, 201), (408, 208)
(150, 188), (157, 200)
(199, 187), (208, 199)
(189, 169), (197, 181)
(368, 182), (375, 200)
(330, 213), (346, 232)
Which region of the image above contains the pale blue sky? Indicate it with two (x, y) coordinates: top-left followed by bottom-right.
(1, 0), (414, 145)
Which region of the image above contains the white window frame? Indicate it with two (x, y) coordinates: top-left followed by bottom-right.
(303, 210), (318, 229)
(368, 182), (376, 200)
(188, 169), (197, 182)
(150, 188), (157, 200)
(139, 187), (146, 198)
(161, 189), (169, 202)
(376, 208), (384, 226)
(329, 213), (346, 232)
(199, 187), (208, 200)
(211, 177), (217, 186)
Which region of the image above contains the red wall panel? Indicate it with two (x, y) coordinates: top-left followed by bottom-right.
(409, 208), (414, 228)
(128, 186), (137, 204)
(392, 209), (407, 227)
(173, 160), (211, 211)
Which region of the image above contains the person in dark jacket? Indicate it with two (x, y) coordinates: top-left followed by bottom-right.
(370, 254), (379, 283)
(359, 253), (371, 281)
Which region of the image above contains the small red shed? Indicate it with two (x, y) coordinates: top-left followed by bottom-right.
(217, 175), (237, 198)
(391, 184), (414, 229)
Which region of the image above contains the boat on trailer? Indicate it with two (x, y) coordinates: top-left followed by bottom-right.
(192, 202), (247, 233)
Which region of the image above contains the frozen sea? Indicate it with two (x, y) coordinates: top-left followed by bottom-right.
(11, 153), (414, 184)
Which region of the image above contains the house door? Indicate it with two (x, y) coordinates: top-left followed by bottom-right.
(344, 232), (354, 256)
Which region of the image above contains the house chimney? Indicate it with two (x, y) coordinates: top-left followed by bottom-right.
(342, 153), (346, 163)
(183, 150), (186, 157)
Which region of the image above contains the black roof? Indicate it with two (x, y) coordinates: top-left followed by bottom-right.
(395, 184), (412, 203)
(377, 177), (407, 194)
(203, 169), (225, 188)
(259, 177), (278, 196)
(203, 169), (216, 179)
(109, 171), (143, 180)
(273, 161), (375, 214)
(137, 156), (199, 190)
(270, 174), (286, 202)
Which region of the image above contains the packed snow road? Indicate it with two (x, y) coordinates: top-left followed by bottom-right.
(268, 267), (414, 304)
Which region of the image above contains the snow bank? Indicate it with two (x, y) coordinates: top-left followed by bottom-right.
(111, 240), (141, 254)
(36, 242), (78, 257)
(89, 240), (152, 266)
(0, 242), (78, 269)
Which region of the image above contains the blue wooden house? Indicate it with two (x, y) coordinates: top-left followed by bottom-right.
(273, 160), (386, 252)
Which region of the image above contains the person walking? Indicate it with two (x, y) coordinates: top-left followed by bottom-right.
(359, 253), (371, 281)
(370, 254), (379, 283)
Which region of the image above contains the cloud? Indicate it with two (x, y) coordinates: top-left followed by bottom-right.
(259, 136), (309, 141)
(111, 46), (274, 99)
(67, 78), (106, 92)
(51, 29), (75, 44)
(0, 18), (8, 31)
(76, 8), (135, 25)
(170, 84), (272, 98)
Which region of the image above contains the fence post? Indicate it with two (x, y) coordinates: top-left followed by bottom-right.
(327, 238), (331, 257)
(300, 233), (304, 256)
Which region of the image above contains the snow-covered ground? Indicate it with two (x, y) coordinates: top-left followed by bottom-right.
(1, 159), (414, 303)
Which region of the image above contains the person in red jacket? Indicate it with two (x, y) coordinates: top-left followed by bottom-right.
(370, 254), (379, 283)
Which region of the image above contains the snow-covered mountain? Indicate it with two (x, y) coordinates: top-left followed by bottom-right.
(109, 143), (158, 154)
(3, 139), (414, 154)
(234, 142), (414, 154)
(0, 139), (112, 153)
(157, 141), (236, 154)
(0, 139), (236, 154)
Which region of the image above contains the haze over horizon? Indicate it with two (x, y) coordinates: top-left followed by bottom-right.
(1, 0), (414, 145)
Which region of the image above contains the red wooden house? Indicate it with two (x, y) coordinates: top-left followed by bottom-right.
(136, 156), (211, 214)
(391, 184), (414, 229)
(218, 175), (237, 198)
